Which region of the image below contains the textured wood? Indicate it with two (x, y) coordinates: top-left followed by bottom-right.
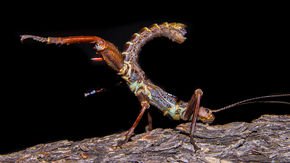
(1, 115), (290, 162)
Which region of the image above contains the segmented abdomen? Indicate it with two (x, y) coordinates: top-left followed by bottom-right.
(119, 22), (189, 120)
(122, 22), (187, 63)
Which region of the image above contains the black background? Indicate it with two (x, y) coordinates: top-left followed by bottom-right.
(1, 2), (289, 154)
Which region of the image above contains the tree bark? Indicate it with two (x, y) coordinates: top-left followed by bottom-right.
(1, 115), (290, 163)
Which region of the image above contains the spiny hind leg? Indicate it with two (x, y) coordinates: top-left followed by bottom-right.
(20, 35), (107, 62)
(20, 35), (106, 45)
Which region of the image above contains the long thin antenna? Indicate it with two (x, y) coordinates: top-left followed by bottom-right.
(212, 94), (290, 113)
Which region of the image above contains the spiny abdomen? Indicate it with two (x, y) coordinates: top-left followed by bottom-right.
(122, 22), (187, 63)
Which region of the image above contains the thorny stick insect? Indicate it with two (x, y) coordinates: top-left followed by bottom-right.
(20, 22), (290, 150)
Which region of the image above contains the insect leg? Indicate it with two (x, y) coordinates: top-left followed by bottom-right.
(20, 35), (124, 71)
(145, 111), (153, 132)
(119, 94), (150, 145)
(184, 89), (203, 150)
(20, 35), (106, 45)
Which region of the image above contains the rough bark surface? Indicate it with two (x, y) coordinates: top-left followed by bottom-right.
(1, 115), (290, 163)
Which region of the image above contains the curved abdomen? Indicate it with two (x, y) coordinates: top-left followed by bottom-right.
(122, 22), (187, 63)
(118, 22), (188, 120)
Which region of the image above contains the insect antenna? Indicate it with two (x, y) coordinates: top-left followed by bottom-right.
(212, 94), (290, 113)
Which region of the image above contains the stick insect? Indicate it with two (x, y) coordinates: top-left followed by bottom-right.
(20, 22), (290, 150)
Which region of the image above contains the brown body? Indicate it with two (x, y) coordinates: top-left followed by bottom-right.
(21, 22), (288, 149)
(20, 23), (211, 149)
